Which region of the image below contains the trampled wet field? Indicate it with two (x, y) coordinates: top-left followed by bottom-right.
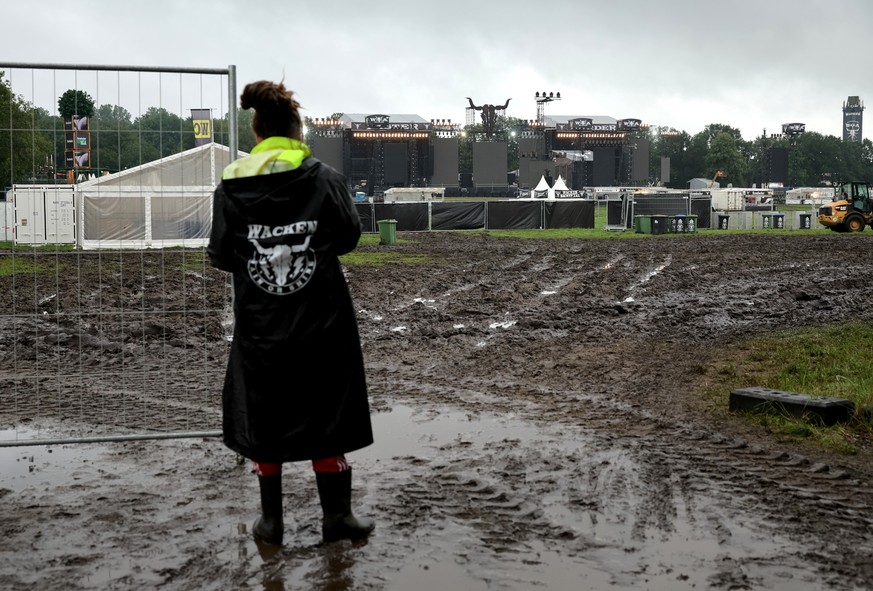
(1, 231), (872, 590)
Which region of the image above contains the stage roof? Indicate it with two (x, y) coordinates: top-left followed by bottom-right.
(341, 113), (431, 125)
(546, 115), (618, 126)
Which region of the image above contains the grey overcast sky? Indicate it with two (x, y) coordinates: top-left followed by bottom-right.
(3, 0), (872, 141)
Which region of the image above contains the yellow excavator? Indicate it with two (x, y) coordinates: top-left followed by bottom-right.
(707, 170), (726, 189)
(818, 181), (873, 232)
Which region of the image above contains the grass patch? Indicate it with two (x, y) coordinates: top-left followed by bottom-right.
(486, 228), (668, 240)
(174, 251), (209, 271)
(340, 233), (433, 267)
(0, 241), (76, 252)
(341, 250), (431, 267)
(702, 321), (873, 452)
(0, 256), (63, 276)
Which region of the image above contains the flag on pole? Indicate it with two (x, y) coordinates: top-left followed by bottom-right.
(191, 109), (213, 146)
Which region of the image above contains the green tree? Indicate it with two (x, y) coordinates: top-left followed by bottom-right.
(237, 109), (256, 152)
(792, 132), (839, 186)
(705, 131), (749, 187)
(503, 116), (525, 173)
(701, 123), (744, 145)
(650, 128), (693, 188)
(134, 107), (186, 161)
(681, 131), (710, 186)
(90, 104), (139, 172)
(214, 108), (255, 153)
(1, 71), (55, 189)
(57, 89), (95, 119)
(860, 139), (873, 183)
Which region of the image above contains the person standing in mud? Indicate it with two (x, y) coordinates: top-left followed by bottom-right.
(207, 79), (375, 546)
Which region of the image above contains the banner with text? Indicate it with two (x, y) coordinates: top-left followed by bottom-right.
(191, 109), (213, 146)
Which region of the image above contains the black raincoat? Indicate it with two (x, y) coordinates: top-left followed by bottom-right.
(208, 153), (373, 463)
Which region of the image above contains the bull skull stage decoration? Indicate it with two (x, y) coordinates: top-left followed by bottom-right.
(466, 97), (511, 137)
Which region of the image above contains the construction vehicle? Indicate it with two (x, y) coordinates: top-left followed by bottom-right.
(708, 170), (726, 189)
(817, 181), (873, 232)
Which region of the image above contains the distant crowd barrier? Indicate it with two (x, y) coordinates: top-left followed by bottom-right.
(355, 199), (597, 232)
(356, 195), (819, 235)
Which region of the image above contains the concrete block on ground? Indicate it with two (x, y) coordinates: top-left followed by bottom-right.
(729, 387), (854, 426)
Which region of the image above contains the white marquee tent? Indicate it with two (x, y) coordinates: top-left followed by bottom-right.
(76, 143), (246, 249)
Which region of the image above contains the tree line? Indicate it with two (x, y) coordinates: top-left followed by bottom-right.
(647, 123), (873, 189)
(1, 75), (257, 189)
(464, 117), (873, 189)
(3, 71), (872, 192)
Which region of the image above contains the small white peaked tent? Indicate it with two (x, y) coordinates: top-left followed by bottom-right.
(76, 143), (247, 249)
(532, 175), (551, 199)
(551, 175), (569, 199)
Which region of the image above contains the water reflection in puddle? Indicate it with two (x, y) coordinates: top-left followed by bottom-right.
(0, 406), (829, 591)
(0, 427), (95, 488)
(360, 404), (545, 462)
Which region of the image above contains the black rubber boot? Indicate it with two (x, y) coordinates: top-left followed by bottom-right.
(315, 468), (375, 543)
(252, 474), (284, 545)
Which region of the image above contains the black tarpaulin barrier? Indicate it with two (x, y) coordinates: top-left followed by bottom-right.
(633, 195), (687, 217)
(360, 197), (708, 234)
(690, 198), (712, 228)
(373, 203), (429, 231)
(355, 203), (375, 233)
(486, 201), (542, 230)
(628, 194), (713, 229)
(607, 199), (625, 227)
(432, 202), (486, 230)
(544, 200), (595, 229)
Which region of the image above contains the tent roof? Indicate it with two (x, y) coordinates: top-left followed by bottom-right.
(534, 175), (551, 191)
(78, 143), (248, 188)
(552, 175), (569, 191)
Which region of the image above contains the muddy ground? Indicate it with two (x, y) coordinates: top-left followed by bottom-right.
(1, 231), (872, 590)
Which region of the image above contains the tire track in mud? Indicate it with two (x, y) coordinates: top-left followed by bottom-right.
(381, 454), (577, 545)
(375, 369), (873, 525)
(357, 248), (656, 348)
(367, 366), (873, 588)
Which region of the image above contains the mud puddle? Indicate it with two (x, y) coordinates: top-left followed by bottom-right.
(0, 395), (861, 590)
(239, 404), (832, 590)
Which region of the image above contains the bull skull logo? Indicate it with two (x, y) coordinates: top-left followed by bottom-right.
(248, 234), (317, 295)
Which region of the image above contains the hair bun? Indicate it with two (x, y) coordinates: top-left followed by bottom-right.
(239, 80), (304, 140)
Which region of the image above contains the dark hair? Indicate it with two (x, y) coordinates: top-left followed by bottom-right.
(240, 80), (303, 141)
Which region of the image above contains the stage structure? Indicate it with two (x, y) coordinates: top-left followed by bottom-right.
(517, 119), (552, 190)
(64, 115), (91, 180)
(757, 128), (788, 188)
(430, 120), (460, 190)
(535, 91), (561, 124)
(464, 97), (513, 196)
(843, 96), (864, 142)
(306, 101), (649, 196)
(307, 117), (345, 174)
(782, 122), (805, 187)
(518, 115), (649, 190)
(308, 114), (443, 196)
